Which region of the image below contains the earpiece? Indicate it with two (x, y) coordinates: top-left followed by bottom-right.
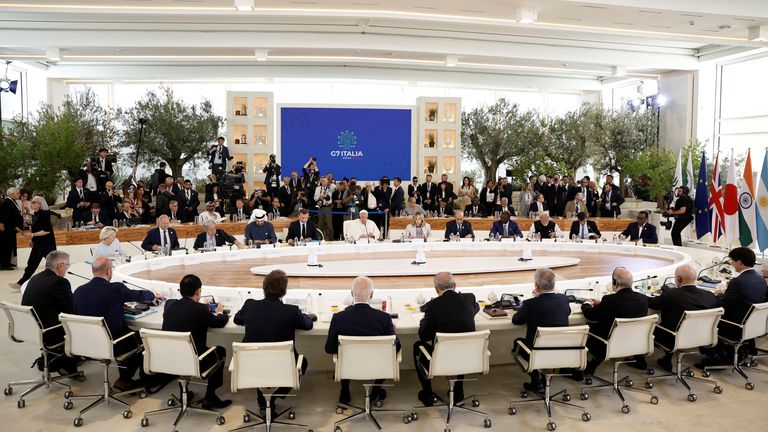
(612, 266), (626, 287)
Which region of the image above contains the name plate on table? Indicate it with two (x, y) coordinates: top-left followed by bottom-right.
(501, 238), (516, 243)
(522, 249), (533, 260)
(460, 238), (474, 243)
(541, 238), (556, 243)
(409, 238), (425, 243)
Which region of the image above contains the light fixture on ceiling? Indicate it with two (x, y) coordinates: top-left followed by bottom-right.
(0, 61), (18, 94)
(234, 0), (254, 11)
(515, 7), (538, 24)
(445, 55), (458, 67)
(748, 25), (768, 41)
(254, 49), (268, 61)
(45, 48), (61, 62)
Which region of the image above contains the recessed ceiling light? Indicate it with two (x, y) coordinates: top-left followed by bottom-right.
(445, 55), (458, 67)
(254, 49), (268, 61)
(515, 7), (537, 24)
(234, 0), (254, 12)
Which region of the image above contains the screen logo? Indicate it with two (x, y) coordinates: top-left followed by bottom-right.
(331, 130), (364, 159)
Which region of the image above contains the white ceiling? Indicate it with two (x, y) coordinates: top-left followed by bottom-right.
(0, 0), (766, 86)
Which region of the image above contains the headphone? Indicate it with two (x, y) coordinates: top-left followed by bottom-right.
(612, 266), (626, 288)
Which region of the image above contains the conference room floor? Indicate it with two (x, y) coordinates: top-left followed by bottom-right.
(1, 245), (767, 432)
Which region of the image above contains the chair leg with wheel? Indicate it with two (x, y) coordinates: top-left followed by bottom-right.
(581, 360), (659, 413)
(333, 383), (413, 432)
(646, 351), (723, 402)
(140, 380), (224, 430)
(64, 360), (142, 427)
(5, 350), (82, 409)
(509, 373), (591, 431)
(230, 388), (311, 432)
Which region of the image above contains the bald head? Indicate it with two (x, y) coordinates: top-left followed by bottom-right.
(351, 276), (374, 302)
(434, 272), (456, 293)
(674, 264), (697, 287)
(91, 256), (113, 281)
(613, 268), (633, 290)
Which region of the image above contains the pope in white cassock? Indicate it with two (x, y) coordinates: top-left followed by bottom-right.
(345, 209), (381, 240)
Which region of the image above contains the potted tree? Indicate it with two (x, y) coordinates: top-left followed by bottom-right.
(428, 108), (437, 122)
(427, 133), (436, 148)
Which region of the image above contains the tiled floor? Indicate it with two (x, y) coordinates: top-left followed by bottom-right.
(2, 244), (768, 431)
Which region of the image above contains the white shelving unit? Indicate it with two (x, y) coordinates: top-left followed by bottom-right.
(416, 97), (461, 184)
(225, 91), (274, 192)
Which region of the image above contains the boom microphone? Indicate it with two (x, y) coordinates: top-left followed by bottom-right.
(67, 271), (90, 281)
(127, 240), (147, 259)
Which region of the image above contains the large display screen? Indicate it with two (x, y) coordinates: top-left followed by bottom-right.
(280, 107), (412, 180)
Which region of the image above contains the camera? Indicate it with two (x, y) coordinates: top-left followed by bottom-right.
(269, 154), (276, 161)
(660, 215), (674, 231)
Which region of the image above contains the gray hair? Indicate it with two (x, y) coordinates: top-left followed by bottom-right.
(434, 272), (456, 291)
(534, 268), (556, 291)
(614, 268), (633, 289)
(44, 250), (69, 270)
(91, 256), (112, 275)
(359, 209), (368, 216)
(540, 210), (550, 218)
(351, 276), (374, 302)
(156, 214), (170, 224)
(675, 264), (697, 284)
(99, 226), (118, 241)
(30, 195), (49, 211)
(6, 187), (18, 196)
(203, 220), (216, 229)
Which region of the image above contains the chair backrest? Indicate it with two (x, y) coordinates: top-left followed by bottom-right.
(335, 335), (399, 381)
(429, 330), (491, 378)
(230, 341), (299, 392)
(741, 302), (768, 340)
(674, 307), (724, 350)
(140, 328), (200, 377)
(529, 325), (589, 371)
(0, 301), (43, 348)
(605, 315), (660, 359)
(342, 220), (354, 238)
(59, 313), (115, 361)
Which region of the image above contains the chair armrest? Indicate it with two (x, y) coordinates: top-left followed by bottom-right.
(41, 324), (63, 334)
(198, 346), (218, 362)
(655, 325), (676, 336)
(587, 332), (609, 346)
(296, 354), (305, 371)
(513, 339), (531, 356)
(397, 351), (402, 364)
(418, 345), (432, 361)
(719, 319), (743, 329)
(112, 331), (136, 345)
(332, 354), (338, 364)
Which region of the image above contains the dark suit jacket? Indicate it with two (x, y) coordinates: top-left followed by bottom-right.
(209, 145), (233, 165)
(408, 184), (422, 204)
(490, 220), (523, 238)
(73, 277), (155, 338)
(512, 292), (571, 345)
(648, 284), (718, 332)
(21, 269), (73, 339)
(325, 303), (400, 354)
(581, 288), (648, 340)
(444, 220), (474, 239)
(390, 186), (405, 214)
(436, 204), (454, 217)
(464, 204), (485, 218)
(65, 188), (91, 218)
(234, 297), (313, 343)
(81, 210), (112, 227)
(287, 220), (319, 241)
(141, 227), (180, 251)
(99, 191), (122, 218)
(420, 182), (437, 206)
(0, 197), (23, 233)
(163, 297), (229, 354)
(718, 269), (768, 324)
(599, 190), (625, 216)
(176, 189), (200, 222)
(229, 205), (251, 221)
(418, 290), (479, 342)
(193, 229), (237, 249)
(528, 202), (549, 214)
(621, 222), (658, 244)
(569, 220), (601, 239)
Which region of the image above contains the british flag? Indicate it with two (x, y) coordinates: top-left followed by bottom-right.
(709, 153), (725, 242)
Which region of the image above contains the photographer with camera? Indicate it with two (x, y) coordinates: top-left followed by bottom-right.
(666, 186), (693, 246)
(262, 154), (281, 196)
(302, 157), (321, 189)
(209, 136), (233, 178)
(220, 162), (246, 211)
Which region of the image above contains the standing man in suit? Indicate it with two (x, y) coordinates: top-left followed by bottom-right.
(414, 272), (479, 406)
(140, 214), (180, 252)
(647, 264), (718, 372)
(278, 177), (294, 217)
(162, 274), (231, 409)
(390, 177), (405, 217)
(209, 136), (233, 177)
(99, 181), (122, 220)
(286, 209), (319, 245)
(569, 212), (601, 240)
(444, 212), (474, 239)
(600, 183), (624, 217)
(587, 180), (600, 217)
(234, 270), (314, 414)
(408, 177), (422, 205)
(620, 211), (658, 244)
(667, 186), (694, 246)
(262, 154), (281, 197)
(314, 177), (335, 241)
(0, 187), (23, 270)
(193, 220), (243, 250)
(421, 174), (437, 212)
(65, 179), (92, 224)
(581, 267), (649, 375)
(176, 179), (200, 223)
(325, 276), (399, 405)
(511, 268), (572, 390)
(74, 257), (162, 391)
(21, 251), (78, 374)
(490, 211), (523, 238)
(95, 148), (114, 187)
(697, 247), (768, 368)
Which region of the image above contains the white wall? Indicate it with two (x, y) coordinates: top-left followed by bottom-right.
(659, 71), (696, 153)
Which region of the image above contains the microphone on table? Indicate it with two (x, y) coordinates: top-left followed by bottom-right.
(697, 258), (731, 284)
(127, 240), (148, 259)
(122, 279), (152, 291)
(123, 280), (162, 307)
(564, 288), (593, 303)
(67, 271), (91, 281)
(662, 276), (675, 290)
(633, 275), (657, 284)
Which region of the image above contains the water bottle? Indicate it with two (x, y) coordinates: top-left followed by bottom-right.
(294, 237), (299, 246)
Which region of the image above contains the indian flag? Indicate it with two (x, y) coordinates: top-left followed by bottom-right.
(739, 149), (756, 247)
(756, 152), (768, 252)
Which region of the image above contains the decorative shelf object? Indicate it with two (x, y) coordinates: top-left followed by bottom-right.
(226, 91), (275, 192)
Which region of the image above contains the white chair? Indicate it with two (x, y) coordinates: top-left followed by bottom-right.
(342, 220), (354, 239)
(415, 330), (492, 432)
(702, 301), (768, 390)
(59, 313), (144, 427)
(645, 307), (725, 401)
(332, 335), (413, 432)
(0, 302), (82, 409)
(229, 341), (311, 432)
(509, 325), (591, 432)
(580, 315), (660, 413)
(138, 328), (226, 429)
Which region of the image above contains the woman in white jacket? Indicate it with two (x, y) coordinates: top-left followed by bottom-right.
(403, 212), (432, 240)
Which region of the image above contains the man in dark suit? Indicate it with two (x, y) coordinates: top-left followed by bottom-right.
(65, 179), (92, 224)
(209, 136), (233, 177)
(193, 220), (243, 250)
(234, 270), (314, 413)
(160, 200), (183, 224)
(115, 202), (137, 227)
(325, 276), (400, 405)
(540, 176), (556, 215)
(229, 198), (251, 221)
(490, 211), (523, 238)
(390, 177), (405, 217)
(436, 198), (454, 217)
(569, 212), (602, 240)
(141, 214), (180, 252)
(511, 268), (571, 390)
(444, 212), (474, 239)
(155, 183), (175, 217)
(528, 193), (548, 215)
(73, 257), (161, 390)
(21, 251), (78, 374)
(278, 177), (294, 217)
(408, 177), (422, 205)
(414, 272), (479, 406)
(81, 202), (111, 229)
(697, 247), (768, 367)
(647, 264), (718, 372)
(620, 211), (658, 244)
(0, 187), (23, 270)
(176, 180), (200, 223)
(464, 198), (485, 218)
(599, 183), (624, 217)
(99, 181), (122, 220)
(286, 209), (319, 245)
(94, 148), (114, 188)
(420, 174), (437, 212)
(581, 267), (649, 375)
(163, 274), (230, 409)
(587, 180), (601, 217)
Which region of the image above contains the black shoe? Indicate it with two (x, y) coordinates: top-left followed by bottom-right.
(523, 382), (544, 394)
(566, 370), (584, 382)
(417, 390), (436, 407)
(656, 357), (673, 373)
(628, 358), (648, 371)
(371, 388), (387, 403)
(202, 396), (232, 410)
(694, 357), (728, 370)
(0, 265), (16, 271)
(338, 389), (351, 405)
